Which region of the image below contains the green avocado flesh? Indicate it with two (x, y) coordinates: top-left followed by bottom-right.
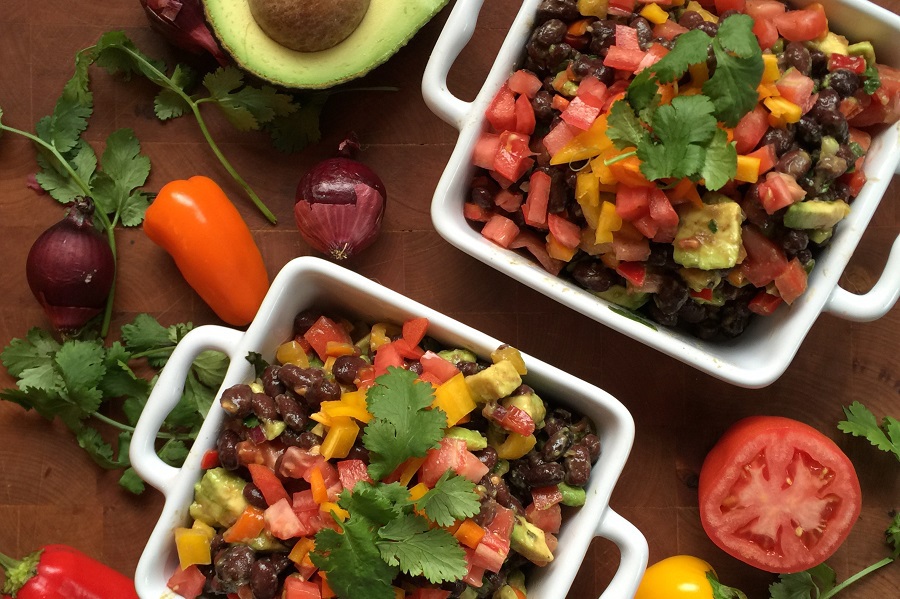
(203, 0), (450, 89)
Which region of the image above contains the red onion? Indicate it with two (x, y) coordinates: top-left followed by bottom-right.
(294, 154), (387, 261)
(26, 198), (115, 333)
(140, 0), (229, 65)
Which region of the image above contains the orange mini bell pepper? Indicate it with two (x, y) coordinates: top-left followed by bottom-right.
(143, 176), (270, 326)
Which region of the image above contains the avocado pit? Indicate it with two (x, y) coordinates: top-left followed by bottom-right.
(247, 0), (370, 53)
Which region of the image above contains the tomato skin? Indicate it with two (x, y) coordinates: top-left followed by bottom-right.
(698, 416), (862, 573)
(634, 556), (716, 599)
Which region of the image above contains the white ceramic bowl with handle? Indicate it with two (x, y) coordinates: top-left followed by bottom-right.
(129, 256), (648, 599)
(423, 0), (900, 388)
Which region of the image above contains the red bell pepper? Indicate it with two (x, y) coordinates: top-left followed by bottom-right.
(0, 545), (138, 599)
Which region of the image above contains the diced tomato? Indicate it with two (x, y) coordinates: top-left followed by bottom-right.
(612, 230), (651, 262)
(247, 464), (290, 507)
(486, 84), (517, 132)
(774, 257), (808, 305)
(493, 130), (534, 182)
(304, 316), (352, 362)
(636, 45), (667, 72)
(373, 341), (404, 375)
(542, 120), (579, 157)
(745, 144), (777, 175)
(481, 214), (521, 248)
(236, 439), (281, 469)
(758, 171), (806, 214)
(526, 502), (562, 534)
(616, 262), (647, 287)
(200, 449), (220, 469)
(615, 184), (650, 221)
(284, 577), (322, 599)
(840, 168), (867, 198)
(748, 290), (784, 315)
(493, 189), (522, 213)
(615, 25), (641, 51)
(828, 54), (866, 74)
(652, 19), (688, 41)
(265, 498), (305, 540)
(509, 230), (565, 275)
(690, 287), (715, 302)
(419, 350), (461, 383)
(472, 533), (508, 573)
(336, 459), (372, 492)
(774, 3), (828, 42)
(776, 68), (816, 112)
(464, 202), (493, 223)
(648, 188), (678, 242)
(561, 95), (602, 130)
(507, 69), (542, 98)
(745, 0), (785, 50)
(608, 0), (636, 16)
(486, 403), (536, 436)
(715, 0), (745, 12)
(604, 46), (648, 72)
(408, 590), (452, 599)
(631, 214), (659, 239)
(512, 94), (536, 135)
(458, 449), (491, 483)
(401, 317), (429, 347)
(463, 548), (486, 587)
(734, 105), (769, 154)
(472, 133), (500, 170)
(420, 438), (488, 487)
(546, 213), (581, 249)
(486, 504), (516, 540)
(576, 76), (608, 109)
(532, 485), (564, 511)
(167, 565), (206, 599)
(522, 170), (551, 228)
(850, 63), (900, 126)
(741, 224), (789, 287)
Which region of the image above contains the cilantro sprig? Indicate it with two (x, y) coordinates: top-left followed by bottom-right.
(0, 314), (227, 493)
(608, 14), (763, 191)
(838, 401), (900, 461)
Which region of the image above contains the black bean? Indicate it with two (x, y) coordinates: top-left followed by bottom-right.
(827, 69), (860, 98)
(346, 441), (370, 463)
(250, 392), (278, 421)
(581, 433), (602, 463)
(678, 299), (709, 324)
(533, 19), (567, 47)
(544, 409), (572, 437)
(249, 558), (279, 599)
(564, 443), (592, 486)
(588, 20), (616, 54)
(332, 355), (367, 386)
(630, 16), (653, 49)
(243, 482), (268, 509)
(820, 110), (849, 143)
(306, 379), (341, 408)
(474, 496), (498, 527)
(274, 393), (307, 431)
(220, 384), (253, 417)
(261, 365), (285, 397)
(816, 155), (849, 181)
(783, 42), (811, 75)
(209, 534), (226, 559)
(760, 127), (796, 156)
(535, 0), (580, 23)
(475, 446), (499, 471)
(571, 259), (614, 292)
(547, 168), (568, 214)
(541, 429), (572, 461)
(654, 276), (690, 315)
(278, 364), (324, 395)
(810, 49), (829, 78)
(292, 309), (321, 336)
(781, 229), (809, 255)
(678, 10), (704, 29)
(217, 430), (241, 471)
(718, 303), (752, 338)
(775, 149), (812, 179)
(458, 361), (480, 376)
(525, 462), (566, 487)
(795, 115), (823, 148)
(648, 302), (679, 327)
(470, 185), (494, 209)
(810, 88), (841, 120)
(214, 545), (254, 591)
(697, 20), (718, 37)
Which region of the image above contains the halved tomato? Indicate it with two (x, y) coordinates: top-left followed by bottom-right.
(698, 416), (862, 573)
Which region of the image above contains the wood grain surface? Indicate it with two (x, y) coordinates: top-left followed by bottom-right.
(0, 1), (897, 597)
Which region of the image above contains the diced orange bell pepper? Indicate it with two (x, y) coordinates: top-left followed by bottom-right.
(454, 519), (487, 549)
(607, 152), (653, 187)
(288, 537), (316, 565)
(223, 505), (266, 543)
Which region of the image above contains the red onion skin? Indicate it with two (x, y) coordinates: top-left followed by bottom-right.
(26, 199), (115, 333)
(294, 158), (387, 261)
(140, 0), (229, 66)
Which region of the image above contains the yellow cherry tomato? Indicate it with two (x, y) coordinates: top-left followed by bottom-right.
(634, 555), (717, 599)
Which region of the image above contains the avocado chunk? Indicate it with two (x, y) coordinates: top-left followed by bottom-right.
(594, 285), (649, 310)
(808, 227), (834, 245)
(465, 361), (522, 402)
(502, 392), (546, 428)
(809, 31), (850, 56)
(438, 348), (478, 366)
(848, 41), (876, 65)
(189, 467), (249, 528)
(783, 200), (851, 230)
(204, 0), (450, 89)
(678, 268), (722, 292)
(558, 482), (587, 506)
(445, 426), (488, 451)
(673, 198), (743, 270)
(510, 516), (554, 564)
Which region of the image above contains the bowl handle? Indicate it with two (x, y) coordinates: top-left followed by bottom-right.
(824, 233), (900, 321)
(594, 508), (649, 599)
(129, 325), (245, 492)
(421, 0), (486, 129)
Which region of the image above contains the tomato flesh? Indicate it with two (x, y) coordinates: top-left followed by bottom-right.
(698, 416), (861, 573)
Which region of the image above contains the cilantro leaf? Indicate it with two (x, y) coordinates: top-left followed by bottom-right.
(638, 95), (717, 180)
(700, 128), (738, 191)
(377, 514), (468, 583)
(838, 401), (900, 461)
(623, 69), (660, 116)
(703, 16), (763, 126)
(90, 128), (151, 226)
(887, 512), (900, 559)
(706, 572), (748, 599)
(313, 515), (398, 599)
(863, 65), (882, 95)
(202, 67), (296, 131)
(0, 328), (60, 377)
(716, 14), (760, 59)
(76, 427), (123, 469)
(769, 563), (836, 599)
(155, 64), (195, 120)
(264, 92), (328, 152)
(35, 140), (97, 203)
(118, 467), (146, 494)
(34, 90), (92, 155)
(607, 100), (647, 150)
(651, 29), (712, 84)
(417, 471), (481, 527)
(339, 483), (409, 526)
(363, 367), (446, 481)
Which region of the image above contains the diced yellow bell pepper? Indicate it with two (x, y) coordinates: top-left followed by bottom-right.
(735, 155), (761, 183)
(191, 519), (216, 541)
(490, 346), (527, 375)
(320, 501), (350, 521)
(689, 62), (710, 87)
(496, 433), (537, 460)
(757, 82), (780, 101)
(408, 482), (429, 502)
(579, 198), (602, 231)
(310, 410), (333, 427)
(275, 340), (309, 368)
(595, 201), (623, 244)
(369, 322), (399, 351)
(547, 232), (578, 261)
(174, 527), (212, 569)
(320, 416), (360, 460)
(576, 170), (601, 209)
(341, 389), (368, 408)
(550, 115), (613, 165)
(577, 0), (609, 18)
(761, 54), (781, 84)
(686, 0), (718, 22)
(398, 457), (426, 486)
(320, 399), (372, 423)
(288, 537), (316, 564)
(432, 372), (477, 427)
(764, 96), (802, 124)
(640, 3), (669, 24)
(325, 341), (356, 357)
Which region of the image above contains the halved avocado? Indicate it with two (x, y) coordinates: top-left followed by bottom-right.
(203, 0), (450, 89)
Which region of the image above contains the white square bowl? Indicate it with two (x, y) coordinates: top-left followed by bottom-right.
(423, 0), (900, 388)
(129, 256), (648, 599)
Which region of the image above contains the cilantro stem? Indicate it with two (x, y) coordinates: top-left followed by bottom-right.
(91, 411), (193, 441)
(111, 45), (278, 225)
(604, 149), (637, 166)
(820, 558), (894, 599)
(0, 123), (118, 339)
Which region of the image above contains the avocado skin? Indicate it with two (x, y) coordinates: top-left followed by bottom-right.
(203, 0), (450, 89)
